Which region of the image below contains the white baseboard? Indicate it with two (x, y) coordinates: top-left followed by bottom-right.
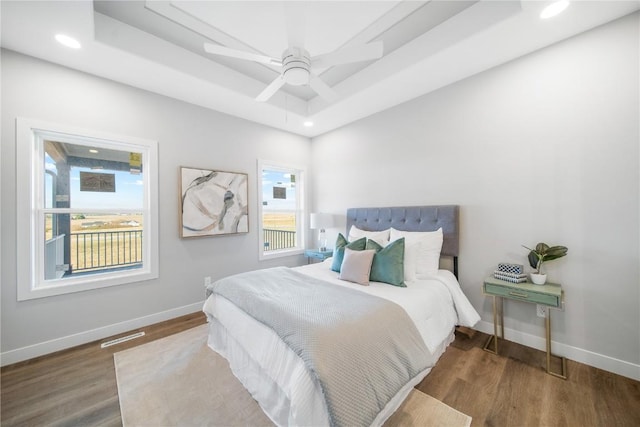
(475, 320), (640, 381)
(0, 302), (204, 367)
(3, 306), (638, 381)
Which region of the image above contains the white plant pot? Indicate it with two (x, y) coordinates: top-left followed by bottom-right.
(530, 273), (547, 285)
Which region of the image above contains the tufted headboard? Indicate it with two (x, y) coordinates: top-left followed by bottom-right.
(346, 205), (460, 276)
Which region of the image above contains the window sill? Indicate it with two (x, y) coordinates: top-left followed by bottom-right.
(259, 248), (304, 261)
(18, 268), (158, 301)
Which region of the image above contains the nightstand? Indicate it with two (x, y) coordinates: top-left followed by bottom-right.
(304, 249), (333, 264)
(482, 276), (567, 379)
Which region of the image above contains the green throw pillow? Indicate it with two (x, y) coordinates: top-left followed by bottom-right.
(366, 238), (406, 287)
(331, 234), (366, 272)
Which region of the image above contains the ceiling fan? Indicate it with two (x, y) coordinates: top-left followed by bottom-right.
(203, 5), (383, 103)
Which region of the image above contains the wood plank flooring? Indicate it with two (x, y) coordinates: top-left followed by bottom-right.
(417, 332), (640, 426)
(2, 313), (639, 426)
(1, 312), (206, 426)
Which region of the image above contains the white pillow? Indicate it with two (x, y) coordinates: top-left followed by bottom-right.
(389, 227), (443, 278)
(401, 240), (419, 282)
(348, 225), (390, 246)
(339, 248), (376, 286)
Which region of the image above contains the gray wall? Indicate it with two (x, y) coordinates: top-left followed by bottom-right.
(312, 13), (639, 375)
(1, 12), (638, 379)
(1, 50), (310, 358)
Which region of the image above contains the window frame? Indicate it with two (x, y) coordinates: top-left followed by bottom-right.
(257, 159), (306, 261)
(16, 118), (159, 301)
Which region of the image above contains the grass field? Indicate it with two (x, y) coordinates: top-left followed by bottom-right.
(262, 212), (296, 231)
(46, 213), (143, 237)
(46, 213), (294, 235)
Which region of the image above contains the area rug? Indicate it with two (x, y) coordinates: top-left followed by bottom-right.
(114, 324), (471, 427)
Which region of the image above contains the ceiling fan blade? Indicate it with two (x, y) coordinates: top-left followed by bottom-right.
(284, 2), (306, 49)
(256, 76), (286, 102)
(204, 43), (281, 66)
(311, 41), (384, 69)
(309, 74), (337, 103)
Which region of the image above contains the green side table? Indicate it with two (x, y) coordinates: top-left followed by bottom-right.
(482, 276), (567, 379)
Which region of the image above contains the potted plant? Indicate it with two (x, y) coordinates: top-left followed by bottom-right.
(522, 242), (568, 285)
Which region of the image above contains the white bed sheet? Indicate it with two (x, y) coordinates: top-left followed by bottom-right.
(203, 261), (477, 426)
(296, 260), (466, 352)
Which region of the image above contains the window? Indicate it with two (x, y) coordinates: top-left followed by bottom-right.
(257, 160), (305, 260)
(16, 118), (159, 300)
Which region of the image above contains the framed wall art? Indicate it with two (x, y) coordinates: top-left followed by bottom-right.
(179, 166), (249, 238)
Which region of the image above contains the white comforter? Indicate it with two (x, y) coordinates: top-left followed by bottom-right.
(297, 260), (481, 352)
(202, 260), (480, 426)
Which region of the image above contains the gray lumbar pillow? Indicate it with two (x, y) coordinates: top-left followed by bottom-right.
(339, 247), (376, 286)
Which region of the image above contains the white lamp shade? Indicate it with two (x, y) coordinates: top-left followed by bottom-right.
(309, 213), (333, 230)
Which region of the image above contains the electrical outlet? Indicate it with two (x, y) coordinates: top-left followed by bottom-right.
(536, 304), (547, 318)
(204, 276), (211, 287)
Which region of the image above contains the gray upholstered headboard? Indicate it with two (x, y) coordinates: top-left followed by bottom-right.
(346, 205), (460, 276)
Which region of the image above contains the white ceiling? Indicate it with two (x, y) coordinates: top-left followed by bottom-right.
(1, 1), (638, 137)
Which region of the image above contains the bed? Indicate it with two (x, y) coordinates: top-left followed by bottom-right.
(203, 205), (480, 426)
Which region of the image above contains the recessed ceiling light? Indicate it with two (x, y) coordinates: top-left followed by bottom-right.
(55, 34), (81, 49)
(540, 1), (570, 19)
(89, 149), (99, 154)
(303, 121), (314, 127)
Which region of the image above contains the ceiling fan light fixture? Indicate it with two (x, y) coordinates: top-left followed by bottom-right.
(283, 67), (310, 86)
(282, 47), (311, 86)
(203, 33), (378, 102)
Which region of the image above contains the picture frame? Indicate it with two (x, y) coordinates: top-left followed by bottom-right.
(179, 166), (249, 238)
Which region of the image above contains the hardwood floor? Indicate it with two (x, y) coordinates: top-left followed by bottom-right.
(2, 313), (639, 426)
(417, 331), (640, 427)
(1, 312), (207, 426)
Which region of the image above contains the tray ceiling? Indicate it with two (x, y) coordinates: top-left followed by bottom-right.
(1, 1), (638, 137)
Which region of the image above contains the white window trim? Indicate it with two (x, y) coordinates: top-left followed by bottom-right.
(16, 118), (159, 300)
(257, 159), (306, 261)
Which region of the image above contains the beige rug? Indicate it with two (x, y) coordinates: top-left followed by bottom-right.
(114, 324), (471, 427)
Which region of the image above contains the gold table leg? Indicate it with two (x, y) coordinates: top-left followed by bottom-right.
(483, 296), (502, 354)
(483, 297), (567, 379)
(546, 309), (568, 379)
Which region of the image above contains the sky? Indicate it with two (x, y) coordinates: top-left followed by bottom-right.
(45, 153), (144, 211)
(45, 154), (297, 212)
(261, 169), (297, 212)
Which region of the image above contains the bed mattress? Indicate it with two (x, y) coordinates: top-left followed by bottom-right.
(203, 260), (478, 426)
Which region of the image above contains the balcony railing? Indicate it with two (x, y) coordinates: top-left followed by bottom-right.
(263, 228), (296, 251)
(65, 228), (293, 275)
(71, 230), (142, 272)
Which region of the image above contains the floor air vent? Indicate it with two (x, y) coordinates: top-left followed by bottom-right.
(100, 331), (145, 348)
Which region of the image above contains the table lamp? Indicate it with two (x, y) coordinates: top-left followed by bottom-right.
(309, 213), (333, 251)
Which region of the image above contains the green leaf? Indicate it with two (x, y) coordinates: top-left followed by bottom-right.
(542, 246), (568, 261)
(527, 250), (539, 270)
(535, 242), (550, 254)
(546, 245), (568, 255)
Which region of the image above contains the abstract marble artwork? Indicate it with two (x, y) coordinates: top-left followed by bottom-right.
(180, 167), (248, 237)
